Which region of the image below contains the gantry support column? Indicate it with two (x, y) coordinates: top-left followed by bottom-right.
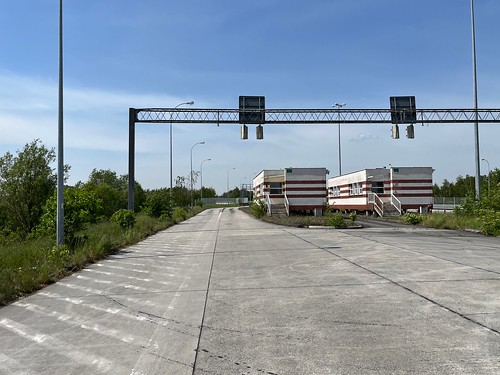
(128, 108), (136, 211)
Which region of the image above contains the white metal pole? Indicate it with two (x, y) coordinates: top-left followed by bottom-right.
(471, 0), (481, 199)
(57, 0), (64, 246)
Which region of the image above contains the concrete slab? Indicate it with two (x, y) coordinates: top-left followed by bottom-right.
(1, 207), (500, 374)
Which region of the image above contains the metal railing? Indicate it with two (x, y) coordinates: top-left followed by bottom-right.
(391, 194), (403, 214)
(368, 192), (384, 217)
(284, 194), (290, 216)
(433, 197), (465, 205)
(265, 194), (272, 216)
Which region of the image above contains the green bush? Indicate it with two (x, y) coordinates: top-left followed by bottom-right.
(454, 194), (477, 215)
(326, 213), (346, 228)
(250, 199), (267, 218)
(477, 209), (500, 236)
(349, 211), (357, 222)
(111, 209), (136, 229)
(403, 213), (423, 225)
(172, 207), (188, 223)
(47, 244), (71, 264)
(143, 188), (172, 218)
(37, 187), (102, 243)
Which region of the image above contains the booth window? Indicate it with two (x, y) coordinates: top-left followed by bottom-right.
(371, 181), (384, 194)
(270, 182), (282, 195)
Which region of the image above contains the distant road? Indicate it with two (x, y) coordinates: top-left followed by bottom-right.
(1, 207), (500, 374)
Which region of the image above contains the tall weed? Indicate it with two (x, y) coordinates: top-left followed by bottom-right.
(0, 211), (200, 306)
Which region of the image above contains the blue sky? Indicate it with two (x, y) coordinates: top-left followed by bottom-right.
(0, 0), (499, 194)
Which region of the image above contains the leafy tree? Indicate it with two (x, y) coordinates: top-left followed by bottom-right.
(87, 169), (124, 190)
(0, 139), (63, 236)
(38, 186), (101, 243)
(222, 187), (241, 198)
(81, 169), (125, 218)
(0, 203), (6, 223)
(143, 188), (172, 218)
(80, 169), (146, 215)
(453, 175), (476, 197)
(131, 180), (147, 212)
(192, 186), (217, 205)
(434, 174), (489, 198)
(200, 186), (217, 199)
(119, 175), (146, 212)
(86, 183), (123, 218)
(478, 173), (500, 212)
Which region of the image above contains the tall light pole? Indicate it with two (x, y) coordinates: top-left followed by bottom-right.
(200, 158), (211, 205)
(471, 0), (481, 199)
(190, 141), (205, 207)
(170, 101), (194, 191)
(481, 158), (490, 196)
(57, 0), (64, 246)
(333, 102), (346, 176)
(227, 167), (235, 192)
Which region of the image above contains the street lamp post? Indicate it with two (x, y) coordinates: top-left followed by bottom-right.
(481, 158), (490, 196)
(57, 0), (64, 246)
(170, 101), (194, 192)
(200, 158), (211, 205)
(227, 167), (235, 192)
(333, 102), (346, 176)
(471, 0), (481, 199)
(190, 141), (205, 207)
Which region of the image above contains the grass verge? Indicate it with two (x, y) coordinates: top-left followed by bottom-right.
(0, 207), (203, 306)
(419, 212), (480, 231)
(243, 206), (499, 236)
(240, 206), (357, 228)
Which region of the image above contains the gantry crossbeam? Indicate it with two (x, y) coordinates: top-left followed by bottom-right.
(128, 106), (500, 210)
(132, 108), (500, 124)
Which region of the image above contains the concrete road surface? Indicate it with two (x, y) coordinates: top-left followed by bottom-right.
(1, 207), (500, 374)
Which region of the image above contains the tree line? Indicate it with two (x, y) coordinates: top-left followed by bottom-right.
(432, 168), (500, 230)
(0, 139), (219, 242)
(2, 139), (497, 242)
(433, 170), (500, 198)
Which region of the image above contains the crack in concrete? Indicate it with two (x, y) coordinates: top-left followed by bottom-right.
(284, 229), (500, 336)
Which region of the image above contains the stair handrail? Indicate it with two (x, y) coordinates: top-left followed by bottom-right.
(265, 193), (272, 216)
(391, 193), (403, 215)
(368, 192), (384, 217)
(284, 193), (290, 216)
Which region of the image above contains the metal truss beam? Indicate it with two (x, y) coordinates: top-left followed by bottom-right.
(133, 108), (500, 124)
(128, 106), (500, 210)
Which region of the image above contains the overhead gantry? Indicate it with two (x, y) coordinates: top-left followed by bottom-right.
(128, 106), (500, 210)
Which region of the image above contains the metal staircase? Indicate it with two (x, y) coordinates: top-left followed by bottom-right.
(265, 194), (288, 216)
(382, 202), (401, 217)
(368, 192), (402, 217)
(270, 203), (288, 216)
